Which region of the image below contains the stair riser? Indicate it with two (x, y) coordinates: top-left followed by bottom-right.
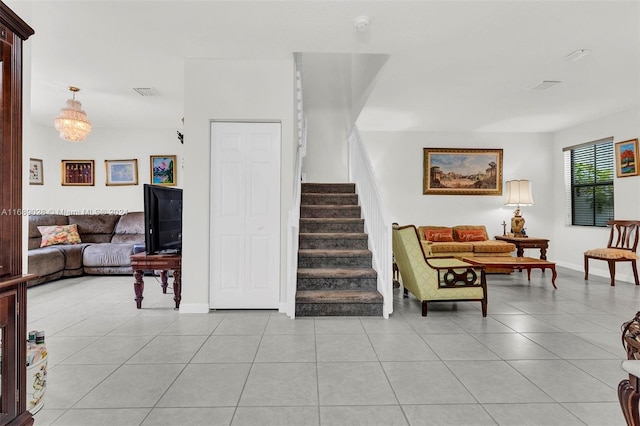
(298, 256), (371, 269)
(301, 194), (359, 205)
(301, 183), (355, 194)
(296, 303), (383, 317)
(299, 222), (364, 233)
(298, 238), (368, 250)
(300, 206), (361, 218)
(296, 277), (378, 291)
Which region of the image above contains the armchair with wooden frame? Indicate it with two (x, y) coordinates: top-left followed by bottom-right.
(584, 220), (640, 286)
(392, 224), (487, 317)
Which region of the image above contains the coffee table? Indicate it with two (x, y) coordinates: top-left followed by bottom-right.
(460, 256), (557, 288)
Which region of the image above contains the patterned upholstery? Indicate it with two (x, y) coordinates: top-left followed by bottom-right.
(584, 248), (639, 260)
(392, 224), (487, 316)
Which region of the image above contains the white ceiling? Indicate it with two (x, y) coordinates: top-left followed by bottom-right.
(8, 0), (640, 133)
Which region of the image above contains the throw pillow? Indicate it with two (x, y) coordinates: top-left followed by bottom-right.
(425, 228), (454, 242)
(38, 224), (82, 247)
(456, 229), (486, 242)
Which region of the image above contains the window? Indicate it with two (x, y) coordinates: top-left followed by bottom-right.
(563, 138), (614, 226)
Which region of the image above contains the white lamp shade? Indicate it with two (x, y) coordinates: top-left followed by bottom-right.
(504, 180), (534, 206)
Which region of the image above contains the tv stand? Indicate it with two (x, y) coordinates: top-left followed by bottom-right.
(130, 252), (181, 309)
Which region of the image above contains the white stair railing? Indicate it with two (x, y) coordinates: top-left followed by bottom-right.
(285, 55), (307, 318)
(348, 126), (393, 318)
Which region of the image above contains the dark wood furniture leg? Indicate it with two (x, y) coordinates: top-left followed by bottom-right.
(160, 270), (169, 294)
(609, 261), (616, 286)
(619, 376), (640, 426)
(134, 269), (144, 309)
(584, 255), (590, 281)
(524, 265), (557, 289)
(173, 270), (182, 309)
(540, 246), (547, 260)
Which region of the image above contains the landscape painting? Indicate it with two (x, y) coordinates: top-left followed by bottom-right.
(615, 139), (639, 178)
(150, 155), (177, 186)
(423, 148), (503, 195)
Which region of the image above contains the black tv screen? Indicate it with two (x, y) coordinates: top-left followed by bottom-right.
(143, 184), (183, 254)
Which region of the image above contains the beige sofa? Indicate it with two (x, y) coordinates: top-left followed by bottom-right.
(418, 225), (515, 272)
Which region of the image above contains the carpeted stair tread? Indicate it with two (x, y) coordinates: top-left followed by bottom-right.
(299, 233), (368, 239)
(300, 218), (364, 224)
(301, 193), (359, 205)
(297, 268), (377, 278)
(296, 290), (383, 304)
(298, 249), (371, 256)
(301, 183), (356, 193)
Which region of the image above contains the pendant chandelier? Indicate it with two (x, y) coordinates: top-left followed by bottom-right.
(54, 86), (92, 142)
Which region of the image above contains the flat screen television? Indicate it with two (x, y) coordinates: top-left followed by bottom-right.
(143, 184), (183, 254)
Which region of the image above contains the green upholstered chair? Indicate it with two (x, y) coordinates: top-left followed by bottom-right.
(392, 224), (487, 317)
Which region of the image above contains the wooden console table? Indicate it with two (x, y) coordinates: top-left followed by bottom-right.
(130, 253), (181, 309)
(495, 235), (549, 260)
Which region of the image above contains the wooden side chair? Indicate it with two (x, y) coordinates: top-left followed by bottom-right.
(584, 220), (640, 286)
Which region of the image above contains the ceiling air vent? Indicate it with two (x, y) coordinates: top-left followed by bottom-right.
(529, 80), (562, 91)
(133, 87), (159, 96)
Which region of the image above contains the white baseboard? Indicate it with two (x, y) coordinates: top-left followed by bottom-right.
(556, 261), (636, 284)
(178, 303), (210, 314)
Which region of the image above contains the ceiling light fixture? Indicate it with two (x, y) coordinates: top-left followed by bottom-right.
(566, 49), (590, 61)
(54, 86), (92, 142)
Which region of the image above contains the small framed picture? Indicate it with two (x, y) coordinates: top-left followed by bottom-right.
(29, 158), (44, 185)
(615, 139), (639, 178)
(61, 160), (95, 186)
(105, 159), (138, 186)
(150, 155), (177, 186)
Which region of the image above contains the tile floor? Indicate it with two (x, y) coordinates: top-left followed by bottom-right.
(27, 266), (638, 425)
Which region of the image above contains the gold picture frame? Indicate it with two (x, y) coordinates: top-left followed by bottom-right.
(423, 148), (503, 195)
(150, 155), (177, 186)
(615, 138), (639, 178)
(105, 159), (138, 186)
(29, 158), (43, 185)
(61, 160), (95, 186)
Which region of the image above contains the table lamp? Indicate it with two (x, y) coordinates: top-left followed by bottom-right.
(504, 180), (534, 237)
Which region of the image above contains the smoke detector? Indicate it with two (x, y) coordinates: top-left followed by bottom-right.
(353, 16), (370, 32)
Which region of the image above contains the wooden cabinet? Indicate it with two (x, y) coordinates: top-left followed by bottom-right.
(0, 4), (34, 426)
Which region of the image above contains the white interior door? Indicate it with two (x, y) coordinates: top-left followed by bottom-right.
(210, 122), (281, 308)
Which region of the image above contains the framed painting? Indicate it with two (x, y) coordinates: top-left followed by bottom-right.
(61, 160), (94, 186)
(615, 138), (639, 178)
(423, 148), (503, 195)
(29, 158), (43, 185)
(105, 159), (138, 186)
(150, 155), (177, 186)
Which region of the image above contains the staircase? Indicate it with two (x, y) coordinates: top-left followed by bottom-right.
(295, 183), (383, 316)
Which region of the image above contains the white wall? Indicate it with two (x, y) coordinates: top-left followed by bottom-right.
(359, 130), (554, 247)
(182, 58), (295, 313)
(301, 53), (388, 183)
(24, 123), (183, 214)
(551, 107), (640, 282)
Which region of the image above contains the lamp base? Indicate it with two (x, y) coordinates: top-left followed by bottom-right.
(511, 214), (526, 237)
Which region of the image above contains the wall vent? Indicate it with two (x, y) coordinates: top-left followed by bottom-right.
(133, 87), (159, 96)
(529, 80), (562, 91)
